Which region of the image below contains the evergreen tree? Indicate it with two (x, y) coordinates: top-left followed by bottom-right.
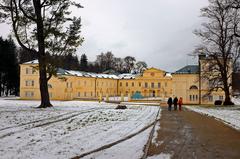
(18, 48), (38, 64)
(80, 54), (88, 71)
(0, 37), (19, 96)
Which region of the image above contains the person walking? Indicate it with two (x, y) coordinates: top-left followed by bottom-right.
(178, 97), (183, 111)
(173, 97), (178, 111)
(167, 97), (173, 111)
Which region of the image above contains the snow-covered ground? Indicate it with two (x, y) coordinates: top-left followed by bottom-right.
(185, 105), (240, 130)
(232, 97), (240, 105)
(0, 97), (160, 159)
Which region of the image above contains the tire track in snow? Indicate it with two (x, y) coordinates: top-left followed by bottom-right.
(141, 107), (161, 159)
(71, 106), (161, 159)
(0, 107), (111, 139)
(0, 111), (74, 131)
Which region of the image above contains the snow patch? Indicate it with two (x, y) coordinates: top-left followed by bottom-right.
(185, 105), (240, 130)
(84, 127), (153, 159)
(232, 97), (240, 105)
(0, 98), (160, 159)
(152, 111), (162, 146)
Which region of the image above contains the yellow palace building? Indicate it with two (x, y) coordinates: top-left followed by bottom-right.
(20, 56), (226, 105)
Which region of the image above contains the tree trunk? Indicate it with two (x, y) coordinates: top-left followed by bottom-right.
(5, 88), (8, 97)
(223, 83), (234, 105)
(38, 61), (52, 108)
(33, 0), (52, 108)
(0, 72), (2, 97)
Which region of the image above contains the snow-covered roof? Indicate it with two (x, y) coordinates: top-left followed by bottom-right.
(22, 60), (166, 79)
(23, 59), (39, 64)
(60, 70), (120, 79)
(57, 69), (140, 79)
(165, 73), (172, 78)
(22, 60), (138, 79)
(118, 73), (139, 79)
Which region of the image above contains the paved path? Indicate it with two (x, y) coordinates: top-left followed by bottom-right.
(146, 107), (240, 159)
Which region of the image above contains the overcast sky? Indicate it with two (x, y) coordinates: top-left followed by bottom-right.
(0, 0), (209, 72)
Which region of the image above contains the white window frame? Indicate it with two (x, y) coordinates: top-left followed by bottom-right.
(25, 91), (34, 97)
(25, 80), (34, 87)
(26, 68), (34, 74)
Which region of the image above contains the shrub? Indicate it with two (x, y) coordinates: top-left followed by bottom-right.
(116, 104), (127, 109)
(214, 100), (222, 105)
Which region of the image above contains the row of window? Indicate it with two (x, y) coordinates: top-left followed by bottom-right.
(96, 81), (116, 87)
(67, 81), (117, 88)
(208, 95), (223, 102)
(25, 92), (53, 98)
(189, 95), (198, 101)
(190, 95), (224, 102)
(119, 82), (167, 88)
(119, 91), (166, 96)
(25, 91), (158, 98)
(25, 80), (54, 89)
(28, 80), (160, 89)
(78, 92), (93, 97)
(78, 91), (117, 97)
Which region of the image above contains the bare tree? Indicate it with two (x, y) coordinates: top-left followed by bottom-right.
(194, 0), (240, 105)
(105, 51), (115, 70)
(135, 61), (148, 73)
(0, 0), (83, 108)
(124, 56), (136, 73)
(96, 51), (115, 72)
(113, 57), (124, 73)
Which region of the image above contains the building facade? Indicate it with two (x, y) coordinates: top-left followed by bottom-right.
(20, 58), (227, 105)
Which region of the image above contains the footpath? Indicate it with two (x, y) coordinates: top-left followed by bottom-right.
(146, 107), (240, 159)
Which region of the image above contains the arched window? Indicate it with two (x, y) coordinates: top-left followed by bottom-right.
(190, 85), (198, 90)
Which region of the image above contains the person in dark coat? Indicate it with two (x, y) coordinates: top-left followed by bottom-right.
(173, 97), (178, 111)
(167, 97), (173, 111)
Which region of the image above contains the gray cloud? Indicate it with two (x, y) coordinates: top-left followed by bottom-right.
(0, 0), (209, 72)
(77, 0), (209, 72)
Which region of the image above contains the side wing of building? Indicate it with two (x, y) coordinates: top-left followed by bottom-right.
(172, 65), (225, 105)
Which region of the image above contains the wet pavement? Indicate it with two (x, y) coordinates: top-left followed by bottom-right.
(146, 107), (240, 159)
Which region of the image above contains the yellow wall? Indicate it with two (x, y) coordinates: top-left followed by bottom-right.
(172, 73), (225, 105)
(20, 63), (226, 104)
(96, 78), (118, 97)
(118, 68), (172, 98)
(172, 74), (200, 104)
(20, 64), (68, 100)
(20, 64), (40, 100)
